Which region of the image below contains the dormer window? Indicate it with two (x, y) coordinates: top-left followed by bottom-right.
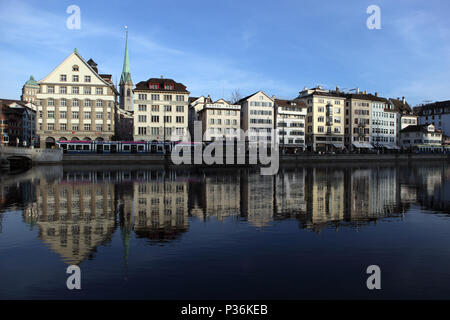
(164, 84), (174, 90)
(72, 65), (79, 72)
(149, 83), (159, 89)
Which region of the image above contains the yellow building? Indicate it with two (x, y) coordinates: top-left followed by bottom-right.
(297, 86), (345, 152)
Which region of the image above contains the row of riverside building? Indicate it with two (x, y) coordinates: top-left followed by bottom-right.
(2, 30), (448, 151)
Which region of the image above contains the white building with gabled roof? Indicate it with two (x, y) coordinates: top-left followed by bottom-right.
(237, 91), (275, 144)
(22, 48), (118, 148)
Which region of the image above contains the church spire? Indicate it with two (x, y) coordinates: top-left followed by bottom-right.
(120, 26), (131, 84)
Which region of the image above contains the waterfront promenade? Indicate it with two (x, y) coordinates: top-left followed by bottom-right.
(61, 152), (450, 165)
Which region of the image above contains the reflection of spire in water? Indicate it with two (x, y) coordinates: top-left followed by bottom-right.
(121, 221), (131, 280)
(118, 201), (133, 280)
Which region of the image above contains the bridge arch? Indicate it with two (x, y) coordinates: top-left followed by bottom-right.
(95, 137), (104, 142)
(83, 137), (91, 141)
(71, 137), (79, 141)
(59, 137), (68, 142)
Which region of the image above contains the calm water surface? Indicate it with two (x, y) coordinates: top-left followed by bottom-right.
(1, 163), (450, 299)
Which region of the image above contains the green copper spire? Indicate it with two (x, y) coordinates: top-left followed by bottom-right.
(120, 26), (131, 84)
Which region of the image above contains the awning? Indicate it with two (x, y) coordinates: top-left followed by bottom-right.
(332, 143), (344, 149)
(374, 143), (399, 150)
(352, 142), (373, 149)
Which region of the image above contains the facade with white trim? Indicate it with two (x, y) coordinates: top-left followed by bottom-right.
(21, 49), (117, 148)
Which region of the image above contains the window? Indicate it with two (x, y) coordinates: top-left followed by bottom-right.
(149, 83), (159, 89)
(84, 100), (91, 107)
(164, 105), (172, 112)
(84, 87), (91, 95)
(60, 123), (67, 130)
(47, 86), (55, 93)
(176, 116), (184, 123)
(176, 95), (184, 102)
(84, 124), (91, 131)
(72, 87), (79, 94)
(60, 86), (67, 94)
(96, 100), (103, 107)
(60, 99), (67, 107)
(48, 111), (54, 118)
(96, 125), (102, 131)
(72, 111), (79, 119)
(151, 127), (159, 135)
(84, 112), (91, 119)
(138, 115), (147, 122)
(138, 105), (147, 112)
(164, 116), (172, 123)
(72, 65), (79, 72)
(151, 105), (159, 112)
(96, 112), (102, 119)
(72, 99), (79, 107)
(138, 93), (147, 100)
(72, 124), (79, 131)
(164, 84), (174, 90)
(176, 105), (184, 112)
(164, 95), (172, 101)
(48, 99), (54, 106)
(151, 116), (159, 122)
(60, 111), (67, 119)
(96, 87), (103, 95)
(47, 123), (55, 130)
(85, 76), (91, 83)
(73, 75), (79, 82)
(150, 94), (159, 100)
(60, 75), (67, 82)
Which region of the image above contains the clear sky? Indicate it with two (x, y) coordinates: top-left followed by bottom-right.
(0, 0), (449, 106)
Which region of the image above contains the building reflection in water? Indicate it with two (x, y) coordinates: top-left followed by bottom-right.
(1, 163), (450, 265)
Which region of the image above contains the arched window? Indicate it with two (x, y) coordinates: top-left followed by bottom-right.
(96, 100), (103, 107)
(72, 65), (79, 71)
(127, 88), (131, 97)
(72, 99), (79, 107)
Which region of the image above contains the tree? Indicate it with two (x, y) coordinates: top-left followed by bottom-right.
(230, 89), (242, 104)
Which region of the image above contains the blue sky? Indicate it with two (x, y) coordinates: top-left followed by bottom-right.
(0, 0), (449, 106)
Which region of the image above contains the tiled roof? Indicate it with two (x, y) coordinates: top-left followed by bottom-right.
(390, 98), (412, 114)
(415, 100), (450, 115)
(0, 99), (28, 107)
(275, 98), (306, 108)
(237, 90), (273, 103)
(135, 78), (189, 93)
(400, 123), (441, 133)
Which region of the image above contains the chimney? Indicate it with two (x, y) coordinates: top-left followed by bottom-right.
(402, 96), (406, 105)
(336, 86), (340, 93)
